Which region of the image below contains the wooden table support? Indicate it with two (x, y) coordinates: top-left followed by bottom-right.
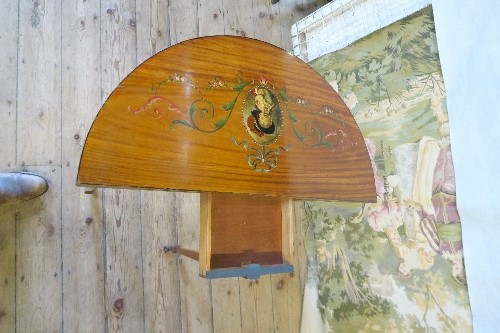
(164, 192), (294, 279)
(77, 36), (376, 280)
(164, 244), (292, 280)
(163, 246), (200, 262)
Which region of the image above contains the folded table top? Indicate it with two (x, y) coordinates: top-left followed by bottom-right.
(77, 36), (375, 203)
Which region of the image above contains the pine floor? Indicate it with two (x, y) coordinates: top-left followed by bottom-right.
(0, 1), (328, 332)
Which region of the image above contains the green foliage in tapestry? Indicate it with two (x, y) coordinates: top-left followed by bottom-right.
(302, 5), (473, 332)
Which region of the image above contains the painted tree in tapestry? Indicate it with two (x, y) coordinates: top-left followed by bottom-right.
(304, 6), (472, 332)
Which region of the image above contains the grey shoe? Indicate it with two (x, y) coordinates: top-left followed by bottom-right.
(0, 172), (49, 206)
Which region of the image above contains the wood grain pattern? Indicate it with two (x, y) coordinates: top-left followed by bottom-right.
(100, 1), (145, 332)
(168, 0), (198, 45)
(136, 0), (170, 64)
(240, 276), (275, 333)
(253, 0), (282, 47)
(293, 201), (309, 302)
(0, 0), (18, 169)
(0, 2), (18, 330)
(61, 0), (106, 331)
(78, 36), (376, 202)
(0, 1), (333, 332)
(271, 200), (301, 333)
(199, 192), (212, 276)
(209, 193), (282, 258)
(137, 2), (182, 332)
(15, 167), (62, 332)
(104, 189), (145, 332)
(17, 0), (61, 165)
(0, 204), (16, 331)
(210, 7), (258, 332)
(141, 192), (182, 333)
(198, 0), (224, 36)
(271, 270), (302, 333)
(176, 192), (213, 333)
(165, 4), (214, 333)
(224, 0), (255, 38)
(199, 193), (294, 276)
(211, 278), (242, 333)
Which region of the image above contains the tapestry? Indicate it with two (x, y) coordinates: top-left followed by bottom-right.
(300, 6), (473, 332)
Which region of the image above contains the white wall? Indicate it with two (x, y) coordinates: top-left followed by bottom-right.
(432, 1), (500, 332)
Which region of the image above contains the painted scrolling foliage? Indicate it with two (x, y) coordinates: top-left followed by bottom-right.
(130, 72), (354, 172)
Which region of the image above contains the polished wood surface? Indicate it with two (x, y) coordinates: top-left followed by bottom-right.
(199, 192), (293, 276)
(78, 36), (376, 202)
(0, 1), (332, 332)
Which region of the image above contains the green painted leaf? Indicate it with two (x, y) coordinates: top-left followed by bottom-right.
(221, 98), (236, 111)
(292, 126), (306, 142)
(232, 82), (247, 91)
(316, 126), (323, 141)
(272, 146), (289, 155)
(317, 141), (333, 150)
(171, 119), (194, 128)
(189, 104), (197, 118)
(279, 90), (290, 102)
(287, 108), (299, 123)
(231, 136), (250, 150)
(213, 117), (228, 128)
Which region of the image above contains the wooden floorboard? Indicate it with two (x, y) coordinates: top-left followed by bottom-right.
(137, 3), (182, 332)
(141, 191), (181, 333)
(239, 276), (275, 333)
(100, 1), (145, 332)
(0, 204), (17, 332)
(0, 0), (19, 330)
(136, 0), (171, 64)
(15, 167), (62, 332)
(61, 0), (107, 331)
(253, 0), (283, 47)
(0, 1), (328, 332)
(271, 201), (302, 333)
(211, 277), (242, 333)
(103, 189), (145, 332)
(17, 1), (62, 166)
(176, 193), (213, 333)
(0, 0), (18, 169)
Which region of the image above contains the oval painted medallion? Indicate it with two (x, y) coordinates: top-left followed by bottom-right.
(242, 86), (283, 146)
